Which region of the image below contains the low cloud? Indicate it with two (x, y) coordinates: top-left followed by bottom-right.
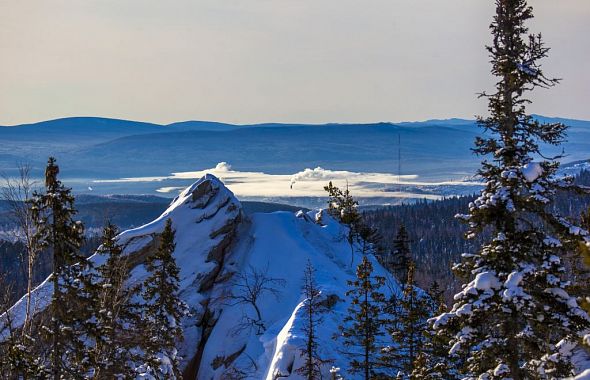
(95, 162), (482, 201)
(289, 167), (418, 187)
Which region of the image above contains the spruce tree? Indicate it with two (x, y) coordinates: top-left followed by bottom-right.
(0, 334), (47, 379)
(140, 218), (185, 379)
(410, 284), (456, 380)
(93, 222), (139, 378)
(426, 281), (445, 315)
(389, 225), (412, 285)
(324, 181), (361, 266)
(296, 261), (329, 380)
(337, 256), (387, 380)
(383, 261), (430, 378)
(431, 1), (590, 378)
(30, 157), (94, 379)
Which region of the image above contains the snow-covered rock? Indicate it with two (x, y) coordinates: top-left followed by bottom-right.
(2, 174), (403, 379)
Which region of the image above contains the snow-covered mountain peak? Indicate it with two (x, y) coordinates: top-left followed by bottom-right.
(114, 174), (243, 275)
(3, 175), (404, 379)
(118, 173), (241, 246)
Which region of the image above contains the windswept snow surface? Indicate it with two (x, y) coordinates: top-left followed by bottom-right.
(1, 174), (404, 379)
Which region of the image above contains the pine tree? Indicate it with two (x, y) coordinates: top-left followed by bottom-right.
(140, 218), (185, 379)
(324, 181), (361, 266)
(30, 157), (95, 379)
(426, 281), (445, 315)
(410, 283), (456, 380)
(431, 1), (590, 378)
(383, 261), (430, 378)
(296, 261), (330, 380)
(92, 222), (139, 378)
(359, 223), (382, 257)
(337, 256), (387, 380)
(389, 225), (412, 285)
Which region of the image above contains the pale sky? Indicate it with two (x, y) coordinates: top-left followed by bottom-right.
(1, 0), (588, 126)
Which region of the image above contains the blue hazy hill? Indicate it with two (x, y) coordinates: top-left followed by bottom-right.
(0, 116), (588, 189)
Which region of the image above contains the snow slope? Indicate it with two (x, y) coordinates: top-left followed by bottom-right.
(2, 174), (403, 379)
(198, 209), (403, 379)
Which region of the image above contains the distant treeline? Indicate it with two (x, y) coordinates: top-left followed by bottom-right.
(363, 169), (590, 300)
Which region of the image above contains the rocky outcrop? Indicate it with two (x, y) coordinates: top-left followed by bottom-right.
(115, 175), (243, 379)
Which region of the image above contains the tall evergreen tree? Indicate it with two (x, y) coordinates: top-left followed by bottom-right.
(383, 261), (430, 378)
(92, 222), (139, 378)
(324, 181), (361, 266)
(426, 281), (445, 315)
(431, 1), (590, 378)
(410, 283), (456, 380)
(30, 157), (94, 379)
(389, 225), (412, 285)
(337, 256), (387, 380)
(140, 218), (185, 379)
(359, 223), (382, 257)
(296, 261), (329, 380)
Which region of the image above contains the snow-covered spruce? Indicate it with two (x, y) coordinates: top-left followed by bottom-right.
(431, 1), (590, 379)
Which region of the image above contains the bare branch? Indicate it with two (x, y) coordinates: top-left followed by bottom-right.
(0, 163), (40, 335)
(225, 264), (285, 335)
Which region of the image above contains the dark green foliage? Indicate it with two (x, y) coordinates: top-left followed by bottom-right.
(359, 223), (383, 258)
(431, 1), (590, 378)
(92, 222), (139, 378)
(410, 284), (456, 380)
(388, 225), (412, 285)
(141, 218), (185, 378)
(325, 181), (362, 266)
(363, 169), (590, 303)
(2, 161), (191, 379)
(30, 156), (95, 379)
(337, 256), (387, 380)
(426, 281), (445, 315)
(324, 181), (361, 227)
(382, 261), (431, 377)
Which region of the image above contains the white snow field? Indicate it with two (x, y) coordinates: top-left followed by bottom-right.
(2, 174), (404, 379)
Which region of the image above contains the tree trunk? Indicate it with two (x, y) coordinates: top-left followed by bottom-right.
(364, 287), (370, 380)
(51, 204), (60, 380)
(23, 252), (33, 335)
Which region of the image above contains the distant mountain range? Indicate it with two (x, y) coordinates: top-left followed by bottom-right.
(1, 116), (588, 201)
